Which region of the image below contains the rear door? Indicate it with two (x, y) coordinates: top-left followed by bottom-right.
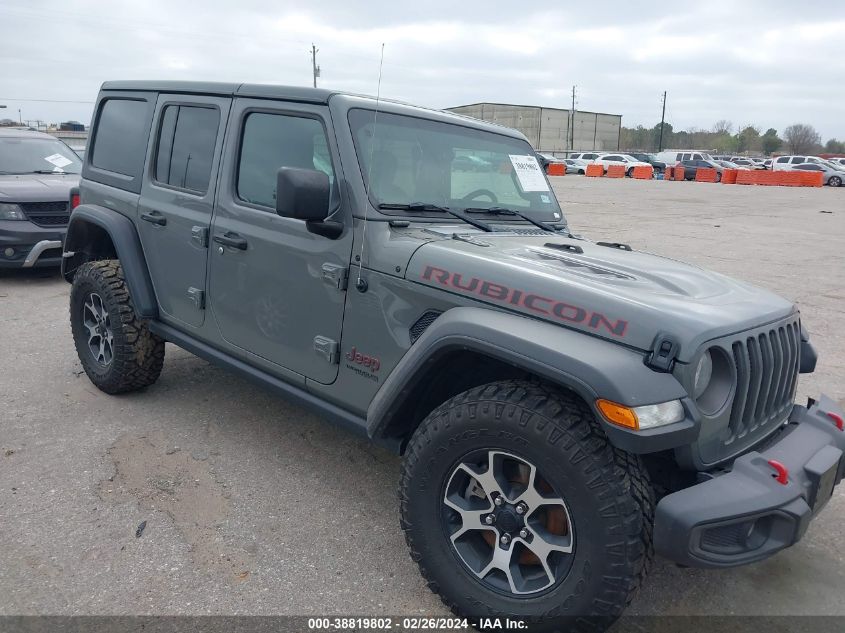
(207, 98), (352, 384)
(137, 94), (230, 328)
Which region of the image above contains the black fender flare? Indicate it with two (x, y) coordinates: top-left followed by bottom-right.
(367, 307), (697, 453)
(62, 205), (158, 319)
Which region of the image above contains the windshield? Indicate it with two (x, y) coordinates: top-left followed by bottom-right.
(348, 109), (562, 221)
(0, 136), (82, 174)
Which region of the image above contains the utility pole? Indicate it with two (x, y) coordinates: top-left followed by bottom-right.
(658, 91), (667, 151)
(569, 85), (576, 152)
(311, 43), (321, 88)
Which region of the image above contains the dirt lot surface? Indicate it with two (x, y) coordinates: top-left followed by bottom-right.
(1, 176), (843, 620)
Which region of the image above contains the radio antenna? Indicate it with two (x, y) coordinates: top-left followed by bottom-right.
(356, 42), (385, 287)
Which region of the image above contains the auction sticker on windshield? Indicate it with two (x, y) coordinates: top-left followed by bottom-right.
(44, 153), (73, 169)
(508, 155), (549, 192)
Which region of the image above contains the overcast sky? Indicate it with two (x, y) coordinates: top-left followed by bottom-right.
(1, 1), (843, 140)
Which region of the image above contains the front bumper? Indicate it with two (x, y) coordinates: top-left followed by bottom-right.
(0, 220), (65, 268)
(654, 395), (845, 568)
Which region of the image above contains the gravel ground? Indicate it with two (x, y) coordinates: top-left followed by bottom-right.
(1, 175), (843, 622)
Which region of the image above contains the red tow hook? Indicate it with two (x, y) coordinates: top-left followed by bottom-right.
(767, 460), (789, 485)
(827, 412), (844, 431)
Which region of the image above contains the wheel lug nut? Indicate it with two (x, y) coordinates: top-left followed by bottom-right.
(494, 496), (505, 507)
(519, 528), (529, 539)
(484, 514), (495, 525)
(516, 503), (527, 515)
(500, 534), (510, 546)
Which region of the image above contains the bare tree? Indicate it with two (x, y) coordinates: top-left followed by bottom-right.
(784, 123), (822, 154)
(713, 119), (733, 135)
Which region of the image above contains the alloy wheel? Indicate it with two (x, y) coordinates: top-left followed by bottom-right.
(82, 292), (114, 366)
(442, 450), (574, 596)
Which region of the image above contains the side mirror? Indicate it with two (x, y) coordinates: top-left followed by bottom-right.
(275, 167), (342, 239)
(275, 167), (330, 221)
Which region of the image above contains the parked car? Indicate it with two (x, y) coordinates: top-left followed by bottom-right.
(568, 151), (600, 161)
(562, 158), (589, 174)
(62, 80), (842, 630)
(715, 159), (750, 170)
(592, 153), (652, 176)
(535, 152), (566, 174)
(771, 155), (826, 171)
(654, 149), (715, 165)
(793, 162), (844, 187)
(626, 152), (666, 174)
(729, 157), (766, 170)
(828, 157), (845, 168)
(676, 158), (724, 181)
(0, 129), (81, 268)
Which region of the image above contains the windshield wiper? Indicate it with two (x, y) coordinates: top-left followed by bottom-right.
(378, 202), (493, 232)
(29, 170), (78, 175)
(463, 206), (559, 233)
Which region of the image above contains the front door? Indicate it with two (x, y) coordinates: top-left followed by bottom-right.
(207, 99), (352, 384)
(137, 94), (231, 328)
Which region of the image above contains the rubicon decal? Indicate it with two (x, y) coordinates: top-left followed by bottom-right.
(421, 265), (628, 337)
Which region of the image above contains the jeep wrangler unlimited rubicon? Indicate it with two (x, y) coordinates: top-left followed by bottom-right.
(63, 81), (843, 631)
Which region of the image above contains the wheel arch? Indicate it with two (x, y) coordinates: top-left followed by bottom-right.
(367, 307), (695, 454)
(62, 205), (158, 319)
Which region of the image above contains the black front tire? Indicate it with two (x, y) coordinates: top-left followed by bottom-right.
(399, 380), (654, 632)
(829, 176), (842, 187)
(70, 260), (165, 394)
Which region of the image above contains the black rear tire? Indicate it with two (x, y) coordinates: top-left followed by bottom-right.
(399, 380), (654, 632)
(70, 260), (165, 394)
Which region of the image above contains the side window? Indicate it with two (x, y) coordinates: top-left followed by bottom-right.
(776, 157), (788, 164)
(91, 99), (149, 177)
(791, 157), (805, 164)
(237, 112), (334, 209)
(154, 105), (219, 194)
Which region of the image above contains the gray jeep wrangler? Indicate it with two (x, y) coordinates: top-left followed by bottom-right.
(63, 81), (844, 631)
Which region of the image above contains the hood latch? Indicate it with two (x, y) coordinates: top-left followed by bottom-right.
(647, 334), (680, 372)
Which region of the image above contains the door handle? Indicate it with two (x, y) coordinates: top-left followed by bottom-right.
(213, 232), (248, 250)
(141, 211), (167, 226)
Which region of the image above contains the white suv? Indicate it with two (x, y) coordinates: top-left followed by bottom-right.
(772, 155), (825, 171)
(592, 153), (651, 176)
(568, 152), (600, 161)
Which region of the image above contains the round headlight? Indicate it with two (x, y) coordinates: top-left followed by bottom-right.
(693, 350), (713, 399)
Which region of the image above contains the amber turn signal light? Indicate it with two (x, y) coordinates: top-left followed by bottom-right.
(596, 399), (638, 430)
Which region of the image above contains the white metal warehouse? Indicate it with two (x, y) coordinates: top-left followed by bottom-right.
(445, 102), (622, 154)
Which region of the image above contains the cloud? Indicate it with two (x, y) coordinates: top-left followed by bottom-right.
(0, 1), (842, 140)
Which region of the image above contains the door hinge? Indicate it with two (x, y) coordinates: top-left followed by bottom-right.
(187, 287), (205, 310)
(321, 263), (348, 290)
(191, 226), (209, 248)
(313, 335), (340, 364)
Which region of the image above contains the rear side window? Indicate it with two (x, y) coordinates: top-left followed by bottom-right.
(237, 112), (334, 209)
(154, 105), (219, 194)
(91, 99), (149, 177)
(776, 157), (788, 163)
(791, 157), (805, 164)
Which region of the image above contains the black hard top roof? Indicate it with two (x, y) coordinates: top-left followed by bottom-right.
(101, 80), (339, 104)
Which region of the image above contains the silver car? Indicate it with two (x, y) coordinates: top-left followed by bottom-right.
(793, 161), (845, 187)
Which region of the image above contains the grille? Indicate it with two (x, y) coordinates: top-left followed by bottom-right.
(726, 319), (800, 445)
(19, 201), (70, 227)
(409, 310), (442, 343)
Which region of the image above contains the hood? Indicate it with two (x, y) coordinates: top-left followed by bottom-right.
(406, 229), (795, 362)
(0, 173), (79, 202)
